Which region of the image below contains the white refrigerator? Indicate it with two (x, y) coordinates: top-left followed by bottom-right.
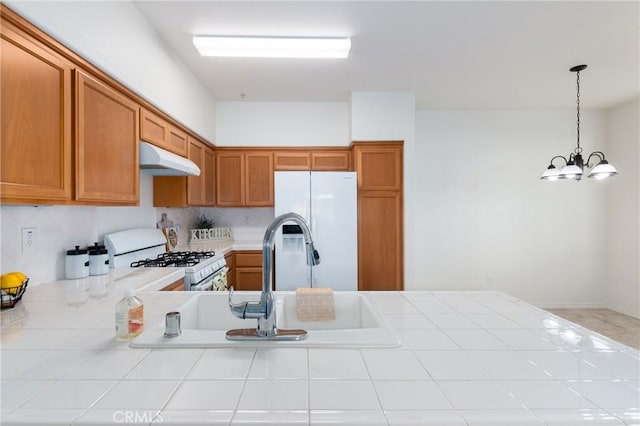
(274, 171), (357, 291)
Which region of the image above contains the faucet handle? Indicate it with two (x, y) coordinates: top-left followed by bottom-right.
(228, 286), (250, 319)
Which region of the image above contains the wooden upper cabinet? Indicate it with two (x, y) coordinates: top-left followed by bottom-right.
(216, 151), (245, 207)
(273, 149), (351, 171)
(153, 138), (215, 207)
(187, 137), (205, 206)
(274, 151), (311, 170)
(216, 150), (274, 207)
(1, 21), (72, 203)
(312, 150), (351, 171)
(204, 145), (216, 206)
(140, 108), (187, 156)
(75, 71), (139, 204)
(353, 142), (403, 191)
(245, 152), (274, 206)
(168, 126), (188, 157)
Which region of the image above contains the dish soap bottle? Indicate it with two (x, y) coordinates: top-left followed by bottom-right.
(115, 288), (144, 340)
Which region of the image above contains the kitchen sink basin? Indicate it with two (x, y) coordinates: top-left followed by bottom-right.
(130, 291), (400, 348)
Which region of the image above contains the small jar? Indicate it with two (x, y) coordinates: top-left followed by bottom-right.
(88, 242), (109, 276)
(65, 245), (89, 279)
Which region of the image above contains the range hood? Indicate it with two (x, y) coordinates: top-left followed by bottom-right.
(139, 142), (200, 176)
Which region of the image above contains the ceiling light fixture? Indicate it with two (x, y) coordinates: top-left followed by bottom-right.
(192, 35), (351, 58)
(540, 65), (617, 181)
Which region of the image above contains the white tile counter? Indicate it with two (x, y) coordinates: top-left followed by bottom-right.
(1, 274), (639, 425)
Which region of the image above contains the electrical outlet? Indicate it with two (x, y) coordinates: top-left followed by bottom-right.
(21, 227), (37, 254)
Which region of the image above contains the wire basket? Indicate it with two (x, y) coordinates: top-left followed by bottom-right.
(1, 278), (28, 309)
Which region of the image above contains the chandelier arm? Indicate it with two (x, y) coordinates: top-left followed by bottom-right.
(549, 155), (568, 167)
(586, 151), (605, 167)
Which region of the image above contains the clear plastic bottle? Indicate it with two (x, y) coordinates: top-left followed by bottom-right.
(115, 288), (144, 340)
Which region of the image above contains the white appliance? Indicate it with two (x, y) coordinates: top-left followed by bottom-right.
(139, 142), (200, 176)
(103, 228), (227, 291)
(274, 171), (357, 291)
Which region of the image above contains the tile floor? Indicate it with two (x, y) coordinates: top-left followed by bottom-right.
(548, 309), (640, 350)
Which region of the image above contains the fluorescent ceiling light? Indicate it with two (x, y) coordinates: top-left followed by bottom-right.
(193, 36), (351, 58)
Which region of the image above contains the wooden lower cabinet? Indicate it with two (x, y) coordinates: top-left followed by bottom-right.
(160, 278), (185, 291)
(357, 191), (403, 291)
(224, 252), (235, 289)
(226, 251), (262, 291)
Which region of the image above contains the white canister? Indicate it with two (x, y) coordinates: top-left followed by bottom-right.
(88, 242), (110, 276)
(65, 245), (90, 279)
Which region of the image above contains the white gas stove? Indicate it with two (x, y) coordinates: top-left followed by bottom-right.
(104, 228), (228, 291)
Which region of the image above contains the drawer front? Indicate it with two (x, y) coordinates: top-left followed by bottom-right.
(235, 251), (262, 267)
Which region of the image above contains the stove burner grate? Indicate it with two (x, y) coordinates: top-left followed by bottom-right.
(130, 250), (215, 268)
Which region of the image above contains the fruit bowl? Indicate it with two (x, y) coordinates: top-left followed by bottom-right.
(1, 277), (28, 309)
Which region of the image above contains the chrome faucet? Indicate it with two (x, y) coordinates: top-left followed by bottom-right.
(226, 212), (320, 340)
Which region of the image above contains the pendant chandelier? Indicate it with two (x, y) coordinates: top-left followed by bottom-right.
(540, 65), (617, 181)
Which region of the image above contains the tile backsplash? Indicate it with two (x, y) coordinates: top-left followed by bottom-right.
(1, 205), (99, 286)
(200, 207), (275, 241)
(1, 174), (276, 286)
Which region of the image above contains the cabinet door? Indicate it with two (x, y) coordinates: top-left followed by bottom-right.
(203, 145), (216, 206)
(167, 126), (188, 157)
(358, 191), (403, 291)
(235, 268), (263, 291)
(76, 71), (139, 204)
(140, 108), (168, 149)
(234, 251), (263, 290)
(187, 137), (205, 205)
(1, 24), (72, 203)
(311, 150), (351, 171)
(274, 151), (311, 170)
(245, 152), (274, 206)
(216, 151), (245, 207)
(224, 252), (235, 289)
(140, 108), (188, 157)
(354, 143), (403, 190)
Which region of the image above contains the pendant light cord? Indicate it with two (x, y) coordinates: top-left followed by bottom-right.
(575, 70), (582, 154)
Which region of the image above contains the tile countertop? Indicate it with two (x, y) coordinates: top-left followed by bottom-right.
(1, 270), (639, 426)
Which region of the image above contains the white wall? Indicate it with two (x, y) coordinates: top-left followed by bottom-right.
(216, 102), (349, 146)
(605, 98), (640, 318)
(5, 0), (216, 141)
(351, 92), (417, 289)
(414, 110), (610, 308)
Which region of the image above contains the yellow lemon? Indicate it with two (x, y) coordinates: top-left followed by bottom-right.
(1, 272), (27, 295)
